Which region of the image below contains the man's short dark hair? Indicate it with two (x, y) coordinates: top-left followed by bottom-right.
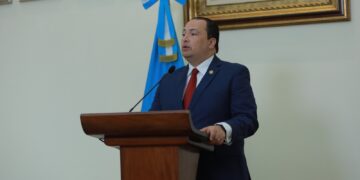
(192, 17), (219, 53)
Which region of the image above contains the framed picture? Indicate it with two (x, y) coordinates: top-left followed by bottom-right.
(184, 0), (350, 29)
(0, 0), (11, 5)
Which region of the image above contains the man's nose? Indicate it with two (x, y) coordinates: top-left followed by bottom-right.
(182, 35), (189, 42)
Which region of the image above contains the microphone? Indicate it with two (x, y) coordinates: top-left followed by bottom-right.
(129, 65), (176, 112)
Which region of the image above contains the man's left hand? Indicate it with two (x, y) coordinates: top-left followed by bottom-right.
(200, 125), (226, 145)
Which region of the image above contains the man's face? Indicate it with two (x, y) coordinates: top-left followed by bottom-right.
(181, 19), (215, 65)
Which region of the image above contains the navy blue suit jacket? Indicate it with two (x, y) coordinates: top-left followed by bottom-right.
(151, 56), (258, 180)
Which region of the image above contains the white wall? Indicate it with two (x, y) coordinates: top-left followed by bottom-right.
(0, 1), (359, 180)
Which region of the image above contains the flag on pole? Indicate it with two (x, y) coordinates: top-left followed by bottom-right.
(141, 0), (186, 112)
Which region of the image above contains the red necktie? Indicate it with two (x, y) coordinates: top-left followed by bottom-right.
(183, 68), (199, 109)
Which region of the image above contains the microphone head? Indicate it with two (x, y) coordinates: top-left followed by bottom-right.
(168, 66), (176, 74)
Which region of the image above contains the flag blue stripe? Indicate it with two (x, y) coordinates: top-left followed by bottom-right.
(142, 0), (158, 9)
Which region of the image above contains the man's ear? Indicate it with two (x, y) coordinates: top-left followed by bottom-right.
(208, 38), (217, 50)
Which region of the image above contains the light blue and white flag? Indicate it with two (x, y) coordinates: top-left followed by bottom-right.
(141, 0), (186, 112)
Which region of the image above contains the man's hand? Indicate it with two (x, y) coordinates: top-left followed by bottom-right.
(200, 125), (226, 145)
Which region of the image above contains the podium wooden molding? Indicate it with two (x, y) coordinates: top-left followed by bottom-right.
(80, 110), (212, 180)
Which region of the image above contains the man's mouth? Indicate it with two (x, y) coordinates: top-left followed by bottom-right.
(182, 45), (190, 50)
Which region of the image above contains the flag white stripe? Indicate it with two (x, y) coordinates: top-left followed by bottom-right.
(164, 15), (173, 56)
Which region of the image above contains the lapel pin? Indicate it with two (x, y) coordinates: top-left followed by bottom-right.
(209, 70), (214, 75)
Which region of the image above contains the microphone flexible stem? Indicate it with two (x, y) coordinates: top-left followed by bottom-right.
(129, 81), (160, 112)
(129, 66), (176, 112)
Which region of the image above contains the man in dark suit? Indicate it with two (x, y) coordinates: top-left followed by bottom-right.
(151, 17), (258, 180)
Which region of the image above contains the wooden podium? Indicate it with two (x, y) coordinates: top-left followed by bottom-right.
(80, 110), (212, 180)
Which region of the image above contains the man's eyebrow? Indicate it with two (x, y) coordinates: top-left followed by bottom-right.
(183, 28), (200, 32)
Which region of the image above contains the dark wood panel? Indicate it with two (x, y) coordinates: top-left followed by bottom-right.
(121, 146), (179, 180)
(105, 137), (188, 146)
(81, 110), (193, 137)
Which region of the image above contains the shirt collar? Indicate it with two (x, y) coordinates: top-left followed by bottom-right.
(187, 55), (214, 76)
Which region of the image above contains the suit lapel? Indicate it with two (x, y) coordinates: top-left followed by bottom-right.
(189, 56), (222, 109)
(174, 66), (189, 108)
